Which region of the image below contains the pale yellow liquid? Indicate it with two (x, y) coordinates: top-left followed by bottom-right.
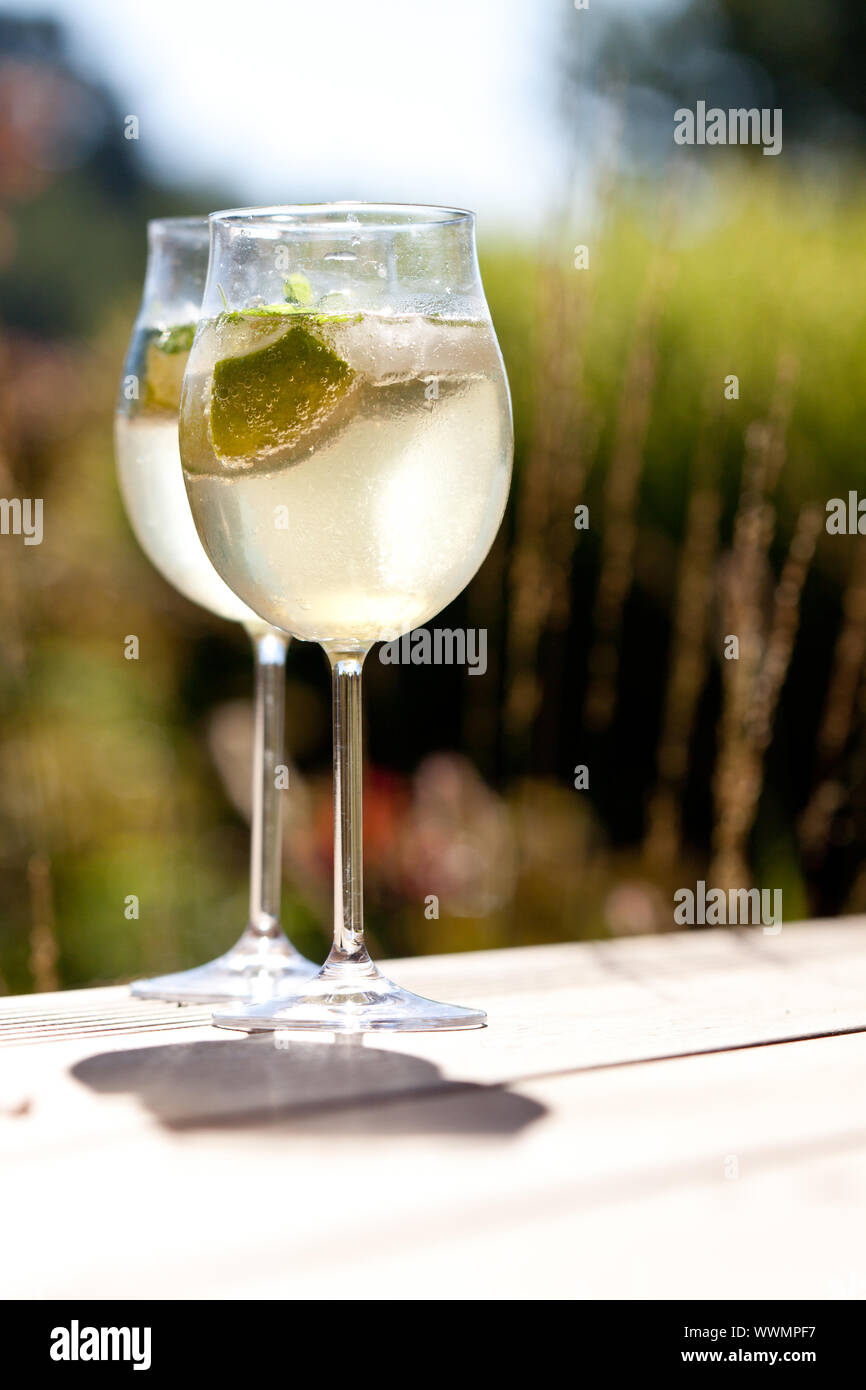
(115, 383), (258, 625)
(181, 313), (512, 645)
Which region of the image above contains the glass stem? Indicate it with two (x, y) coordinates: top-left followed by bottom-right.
(245, 625), (289, 942)
(325, 649), (372, 971)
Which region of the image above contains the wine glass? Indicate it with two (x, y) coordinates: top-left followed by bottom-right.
(114, 216), (315, 1002)
(179, 204), (513, 1030)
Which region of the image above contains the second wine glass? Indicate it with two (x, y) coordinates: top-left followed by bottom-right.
(115, 216), (315, 1002)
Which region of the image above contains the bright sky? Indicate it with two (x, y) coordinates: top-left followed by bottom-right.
(18, 0), (577, 230)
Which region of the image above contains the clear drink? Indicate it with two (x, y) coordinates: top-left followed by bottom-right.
(180, 308), (512, 644)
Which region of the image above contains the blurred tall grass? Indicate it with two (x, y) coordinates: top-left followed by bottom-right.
(2, 167), (865, 991)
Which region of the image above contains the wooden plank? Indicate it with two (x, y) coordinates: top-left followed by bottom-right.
(4, 917), (866, 1124)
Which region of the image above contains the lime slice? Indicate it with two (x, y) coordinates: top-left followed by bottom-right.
(158, 323), (196, 354)
(209, 317), (355, 461)
(284, 273), (313, 305)
(143, 325), (194, 412)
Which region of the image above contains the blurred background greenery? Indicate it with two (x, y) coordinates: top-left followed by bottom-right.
(0, 2), (864, 992)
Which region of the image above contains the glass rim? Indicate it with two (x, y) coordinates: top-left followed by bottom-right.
(148, 215), (209, 237)
(208, 202), (475, 232)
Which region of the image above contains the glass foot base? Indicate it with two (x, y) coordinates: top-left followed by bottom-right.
(130, 934), (317, 1005)
(212, 961), (486, 1033)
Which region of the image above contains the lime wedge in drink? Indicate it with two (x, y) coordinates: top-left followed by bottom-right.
(209, 315), (356, 461)
(143, 324), (195, 413)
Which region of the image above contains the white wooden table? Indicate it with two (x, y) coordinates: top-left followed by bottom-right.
(3, 919), (866, 1300)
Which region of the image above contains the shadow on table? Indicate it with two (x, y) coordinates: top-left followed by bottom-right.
(71, 1034), (546, 1138)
